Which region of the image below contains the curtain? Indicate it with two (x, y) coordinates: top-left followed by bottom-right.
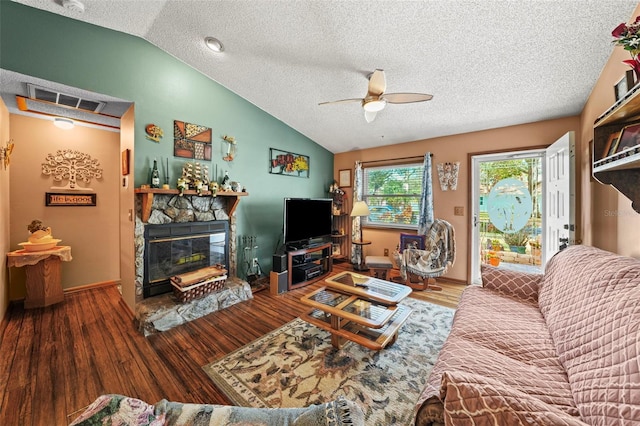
(418, 153), (434, 235)
(351, 161), (363, 265)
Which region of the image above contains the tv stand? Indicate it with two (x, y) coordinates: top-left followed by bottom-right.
(287, 242), (332, 290)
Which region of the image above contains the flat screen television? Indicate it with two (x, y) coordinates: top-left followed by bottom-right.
(284, 198), (333, 247)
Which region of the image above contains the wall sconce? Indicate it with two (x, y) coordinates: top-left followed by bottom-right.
(0, 139), (14, 170)
(437, 162), (460, 191)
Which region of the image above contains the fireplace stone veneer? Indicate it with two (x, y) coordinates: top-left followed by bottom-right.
(134, 191), (246, 303)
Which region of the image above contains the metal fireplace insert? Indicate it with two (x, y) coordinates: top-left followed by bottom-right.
(143, 221), (229, 298)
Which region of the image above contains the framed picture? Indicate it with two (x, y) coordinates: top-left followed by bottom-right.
(173, 120), (212, 160)
(399, 233), (425, 253)
(338, 169), (351, 187)
(616, 122), (640, 153)
(614, 70), (636, 101)
(269, 148), (309, 178)
(121, 149), (130, 175)
(602, 131), (621, 158)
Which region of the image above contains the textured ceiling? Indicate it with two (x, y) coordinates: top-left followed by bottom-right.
(11, 0), (640, 153)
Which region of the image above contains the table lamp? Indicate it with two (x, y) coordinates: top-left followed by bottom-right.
(351, 201), (371, 242)
(351, 200), (371, 270)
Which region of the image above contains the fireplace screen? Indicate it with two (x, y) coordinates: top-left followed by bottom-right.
(144, 221), (228, 298)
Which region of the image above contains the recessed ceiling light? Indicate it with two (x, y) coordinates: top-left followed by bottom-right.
(53, 117), (75, 130)
(204, 37), (225, 53)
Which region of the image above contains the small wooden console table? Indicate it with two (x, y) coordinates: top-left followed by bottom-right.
(7, 246), (72, 309)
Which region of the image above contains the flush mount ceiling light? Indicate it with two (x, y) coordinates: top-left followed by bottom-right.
(363, 99), (386, 112)
(204, 37), (225, 53)
(62, 0), (85, 13)
(53, 117), (75, 130)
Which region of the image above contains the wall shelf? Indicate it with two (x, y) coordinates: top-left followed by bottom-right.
(593, 83), (640, 213)
(134, 188), (248, 222)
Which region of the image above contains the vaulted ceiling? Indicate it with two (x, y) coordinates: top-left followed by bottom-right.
(10, 0), (640, 153)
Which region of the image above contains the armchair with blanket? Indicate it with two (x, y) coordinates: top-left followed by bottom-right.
(394, 218), (456, 291)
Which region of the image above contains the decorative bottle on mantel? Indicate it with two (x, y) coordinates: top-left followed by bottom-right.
(150, 158), (160, 188)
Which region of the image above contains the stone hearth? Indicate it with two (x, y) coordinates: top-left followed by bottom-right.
(135, 276), (252, 336)
(133, 189), (251, 335)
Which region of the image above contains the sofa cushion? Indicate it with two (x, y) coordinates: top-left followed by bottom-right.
(538, 245), (640, 423)
(439, 371), (589, 426)
(481, 264), (543, 303)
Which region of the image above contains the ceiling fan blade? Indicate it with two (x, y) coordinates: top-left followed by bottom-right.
(383, 92), (433, 103)
(364, 110), (377, 123)
(318, 98), (363, 106)
(368, 69), (386, 96)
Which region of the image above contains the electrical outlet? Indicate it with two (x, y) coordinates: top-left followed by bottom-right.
(384, 248), (389, 256)
(454, 206), (464, 216)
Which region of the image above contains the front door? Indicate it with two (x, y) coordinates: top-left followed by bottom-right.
(470, 132), (575, 284)
(543, 132), (576, 264)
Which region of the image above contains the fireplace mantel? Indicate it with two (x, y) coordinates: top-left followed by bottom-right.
(135, 188), (248, 222)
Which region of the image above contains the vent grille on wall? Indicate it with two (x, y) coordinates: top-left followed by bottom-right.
(27, 83), (106, 113)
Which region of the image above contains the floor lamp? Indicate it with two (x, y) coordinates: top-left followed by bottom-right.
(351, 200), (371, 271)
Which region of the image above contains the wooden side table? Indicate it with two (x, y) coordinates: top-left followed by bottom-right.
(7, 246), (72, 309)
(352, 240), (371, 271)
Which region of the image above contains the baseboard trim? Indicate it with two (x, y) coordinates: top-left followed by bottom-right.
(437, 276), (468, 285)
(64, 280), (120, 294)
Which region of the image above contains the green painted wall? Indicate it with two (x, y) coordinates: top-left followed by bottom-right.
(0, 2), (334, 274)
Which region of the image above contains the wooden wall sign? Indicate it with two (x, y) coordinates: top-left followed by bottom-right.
(45, 192), (97, 206)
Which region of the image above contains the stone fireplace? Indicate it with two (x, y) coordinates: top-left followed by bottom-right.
(133, 189), (252, 335)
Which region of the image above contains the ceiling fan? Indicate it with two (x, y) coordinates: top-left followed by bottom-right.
(319, 69), (433, 123)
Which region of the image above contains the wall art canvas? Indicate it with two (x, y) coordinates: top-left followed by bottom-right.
(269, 148), (309, 178)
(174, 120), (212, 160)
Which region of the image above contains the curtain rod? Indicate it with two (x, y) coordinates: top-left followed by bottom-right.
(361, 153), (432, 166)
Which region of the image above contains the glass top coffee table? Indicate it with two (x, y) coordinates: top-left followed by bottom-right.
(300, 271), (412, 351)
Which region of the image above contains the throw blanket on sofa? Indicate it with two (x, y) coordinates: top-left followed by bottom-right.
(414, 245), (640, 426)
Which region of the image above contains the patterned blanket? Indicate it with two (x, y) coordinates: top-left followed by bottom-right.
(69, 394), (364, 426)
(398, 219), (456, 280)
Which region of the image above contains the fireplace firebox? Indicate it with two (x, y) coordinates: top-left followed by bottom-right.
(143, 221), (229, 298)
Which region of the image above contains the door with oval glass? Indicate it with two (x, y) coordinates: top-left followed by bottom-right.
(470, 132), (575, 284)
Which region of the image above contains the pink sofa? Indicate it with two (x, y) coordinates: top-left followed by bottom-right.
(415, 245), (640, 425)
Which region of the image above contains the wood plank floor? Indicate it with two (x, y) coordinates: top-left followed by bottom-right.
(0, 262), (465, 425)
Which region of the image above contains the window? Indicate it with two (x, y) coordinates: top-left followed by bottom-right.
(363, 162), (423, 229)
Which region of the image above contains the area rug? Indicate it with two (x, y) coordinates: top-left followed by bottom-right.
(203, 297), (455, 425)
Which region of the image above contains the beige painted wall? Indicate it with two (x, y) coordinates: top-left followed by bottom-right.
(8, 114), (120, 299)
(0, 99), (10, 318)
(335, 116), (580, 283)
(580, 4), (640, 258)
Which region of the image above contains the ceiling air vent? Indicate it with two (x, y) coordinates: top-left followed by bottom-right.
(27, 83), (105, 113)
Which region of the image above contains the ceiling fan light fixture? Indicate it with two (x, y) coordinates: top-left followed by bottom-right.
(204, 37), (225, 53)
(363, 99), (386, 112)
(53, 117), (75, 130)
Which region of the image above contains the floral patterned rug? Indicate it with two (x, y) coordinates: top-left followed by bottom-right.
(203, 297), (455, 425)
